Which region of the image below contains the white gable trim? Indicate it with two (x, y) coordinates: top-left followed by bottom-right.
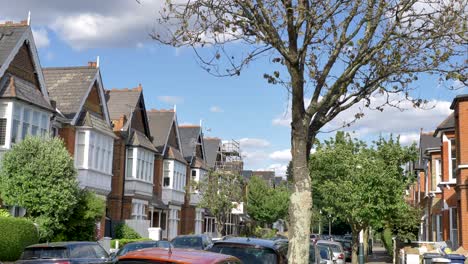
(162, 113), (183, 157)
(70, 70), (111, 127)
(0, 28), (50, 102)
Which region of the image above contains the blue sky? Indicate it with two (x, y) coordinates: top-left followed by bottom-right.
(1, 0), (465, 176)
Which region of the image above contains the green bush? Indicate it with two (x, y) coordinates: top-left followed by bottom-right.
(252, 226), (277, 239)
(111, 238), (152, 249)
(114, 223), (141, 239)
(381, 228), (394, 257)
(0, 217), (39, 261)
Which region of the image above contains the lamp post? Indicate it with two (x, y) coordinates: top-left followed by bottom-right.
(359, 229), (365, 264)
(328, 215), (332, 236)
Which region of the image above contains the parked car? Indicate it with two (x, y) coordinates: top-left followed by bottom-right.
(316, 242), (336, 264)
(208, 237), (288, 264)
(335, 239), (352, 261)
(16, 241), (110, 264)
(116, 247), (240, 264)
(110, 240), (172, 262)
(317, 240), (345, 264)
(171, 235), (213, 251)
(310, 234), (323, 244)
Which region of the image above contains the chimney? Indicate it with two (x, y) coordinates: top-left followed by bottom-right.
(88, 61), (97, 68)
(136, 83), (143, 92)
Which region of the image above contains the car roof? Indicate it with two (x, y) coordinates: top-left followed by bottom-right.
(119, 248), (239, 263)
(173, 235), (206, 239)
(316, 240), (343, 247)
(26, 242), (98, 248)
(213, 237), (287, 250)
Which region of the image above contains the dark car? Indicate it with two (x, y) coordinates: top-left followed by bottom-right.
(16, 241), (110, 264)
(208, 237), (288, 264)
(335, 239), (352, 261)
(111, 240), (172, 262)
(171, 235), (213, 251)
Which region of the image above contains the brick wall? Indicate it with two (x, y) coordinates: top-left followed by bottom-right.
(58, 126), (76, 157)
(107, 133), (125, 220)
(455, 98), (468, 248)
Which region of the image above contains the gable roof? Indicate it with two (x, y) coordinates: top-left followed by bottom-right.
(147, 110), (176, 151)
(106, 86), (151, 132)
(0, 25), (28, 69)
(204, 137), (222, 169)
(179, 125), (203, 162)
(434, 113), (454, 137)
(106, 87), (143, 121)
(43, 66), (99, 120)
(415, 132), (441, 170)
(129, 130), (157, 152)
(0, 22), (52, 109)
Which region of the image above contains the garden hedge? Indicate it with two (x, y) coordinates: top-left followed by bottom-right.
(0, 217), (39, 261)
(111, 238), (152, 249)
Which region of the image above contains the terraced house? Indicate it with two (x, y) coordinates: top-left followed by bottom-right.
(410, 94), (468, 249)
(179, 125), (208, 235)
(0, 21), (54, 216)
(147, 109), (187, 240)
(43, 61), (115, 237)
(106, 86), (157, 237)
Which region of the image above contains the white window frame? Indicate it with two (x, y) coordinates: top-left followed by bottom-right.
(435, 159), (442, 192)
(126, 147), (154, 183)
(131, 198), (148, 220)
(446, 136), (456, 183)
(75, 129), (113, 174)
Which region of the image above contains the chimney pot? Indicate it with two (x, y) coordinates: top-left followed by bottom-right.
(88, 61), (97, 68)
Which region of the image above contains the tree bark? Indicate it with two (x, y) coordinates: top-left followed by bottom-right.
(364, 227), (369, 261)
(351, 228), (360, 264)
(287, 56), (313, 263)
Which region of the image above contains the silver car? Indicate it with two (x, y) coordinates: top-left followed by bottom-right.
(316, 240), (346, 264)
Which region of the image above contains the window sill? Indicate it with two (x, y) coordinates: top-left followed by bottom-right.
(77, 167), (112, 176)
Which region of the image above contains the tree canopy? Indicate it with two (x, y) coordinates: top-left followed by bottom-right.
(0, 137), (79, 241)
(246, 176), (290, 227)
(153, 0), (466, 260)
(310, 132), (418, 262)
(196, 170), (243, 236)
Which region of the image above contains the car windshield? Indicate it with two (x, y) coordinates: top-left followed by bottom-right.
(116, 243), (159, 257)
(330, 245), (342, 253)
(171, 237), (202, 249)
(317, 245), (331, 260)
(209, 245), (278, 264)
(21, 247), (68, 259)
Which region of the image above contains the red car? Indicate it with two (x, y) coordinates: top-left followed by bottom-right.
(117, 247), (240, 264)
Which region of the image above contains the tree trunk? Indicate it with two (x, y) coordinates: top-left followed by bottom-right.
(287, 123), (313, 263)
(364, 227), (369, 261)
(352, 228), (360, 264)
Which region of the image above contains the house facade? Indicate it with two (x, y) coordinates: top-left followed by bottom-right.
(147, 109), (187, 240)
(410, 94), (468, 248)
(106, 86), (157, 237)
(0, 21), (55, 217)
(179, 125), (208, 235)
(43, 62), (115, 237)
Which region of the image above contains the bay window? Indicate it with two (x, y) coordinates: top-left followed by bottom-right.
(126, 147), (154, 183)
(74, 129), (113, 174)
(450, 139), (457, 181)
(0, 104), (7, 146)
(132, 199), (148, 220)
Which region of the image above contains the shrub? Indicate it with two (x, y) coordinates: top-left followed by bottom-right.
(111, 238), (152, 249)
(115, 223), (141, 239)
(0, 217), (39, 261)
(0, 208), (11, 217)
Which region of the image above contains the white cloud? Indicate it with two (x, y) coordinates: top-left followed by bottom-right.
(32, 28), (50, 48)
(239, 138), (270, 149)
(397, 133), (420, 145)
(272, 93), (452, 138)
(269, 149), (291, 162)
(157, 96), (184, 104)
(259, 163), (288, 177)
(210, 106), (224, 113)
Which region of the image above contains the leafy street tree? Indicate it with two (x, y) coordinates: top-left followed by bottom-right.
(246, 176), (290, 227)
(54, 190), (106, 241)
(310, 132), (418, 263)
(196, 171), (243, 236)
(0, 137), (79, 241)
(153, 0), (466, 260)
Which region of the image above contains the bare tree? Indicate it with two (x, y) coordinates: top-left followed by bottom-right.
(152, 0), (467, 261)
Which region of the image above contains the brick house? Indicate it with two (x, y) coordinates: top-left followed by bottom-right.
(410, 95), (468, 248)
(43, 62), (115, 237)
(147, 109), (187, 240)
(0, 21), (54, 215)
(178, 125), (208, 235)
(105, 86), (158, 237)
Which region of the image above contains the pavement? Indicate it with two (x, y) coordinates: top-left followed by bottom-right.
(367, 245), (393, 264)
